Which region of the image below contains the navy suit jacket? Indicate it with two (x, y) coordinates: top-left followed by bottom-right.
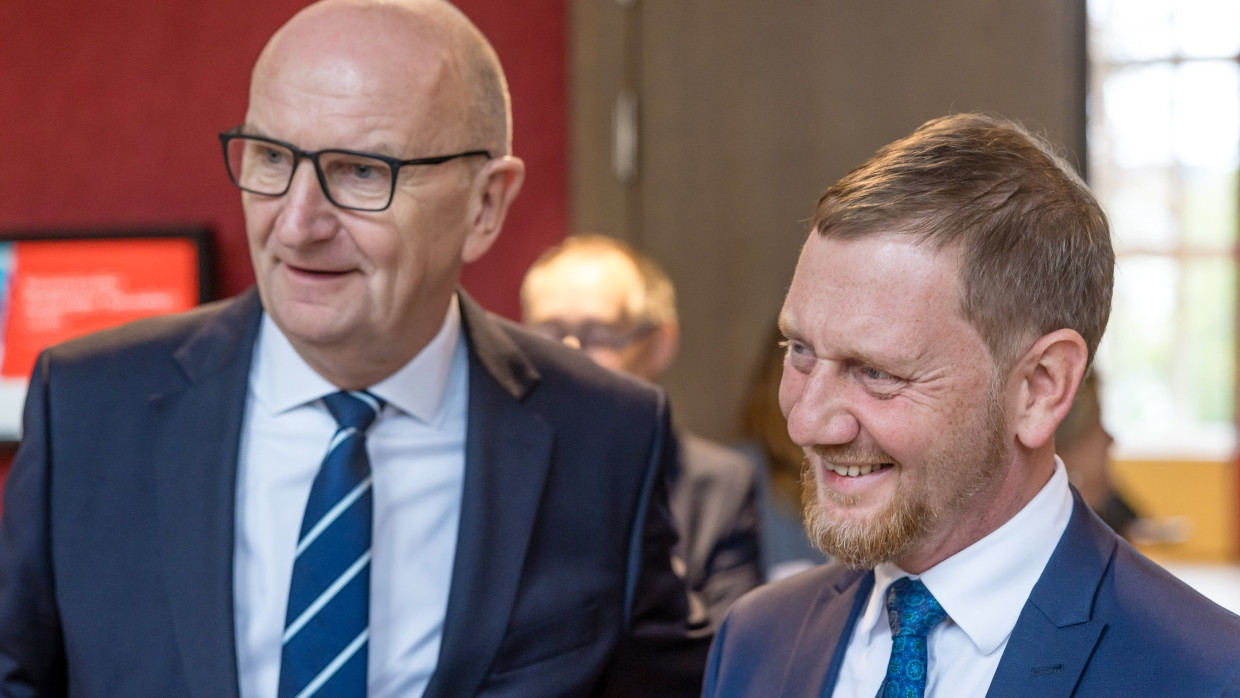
(670, 432), (763, 629)
(703, 491), (1240, 697)
(0, 289), (709, 697)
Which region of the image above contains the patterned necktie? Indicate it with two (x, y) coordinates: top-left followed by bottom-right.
(877, 577), (948, 698)
(278, 390), (384, 698)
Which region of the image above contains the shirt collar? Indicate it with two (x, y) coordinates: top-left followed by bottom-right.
(868, 458), (1073, 655)
(253, 294), (464, 425)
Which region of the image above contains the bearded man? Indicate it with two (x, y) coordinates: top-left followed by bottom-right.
(702, 113), (1240, 698)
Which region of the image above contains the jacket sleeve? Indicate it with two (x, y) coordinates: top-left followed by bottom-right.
(674, 438), (764, 628)
(0, 352), (68, 696)
(593, 395), (713, 697)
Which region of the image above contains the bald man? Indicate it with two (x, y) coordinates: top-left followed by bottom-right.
(0, 2), (709, 696)
(522, 235), (764, 629)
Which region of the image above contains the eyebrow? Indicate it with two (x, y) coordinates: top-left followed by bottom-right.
(776, 314), (795, 339)
(236, 124), (403, 157)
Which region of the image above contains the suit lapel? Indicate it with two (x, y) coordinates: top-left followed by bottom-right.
(782, 570), (872, 697)
(152, 291), (262, 698)
(986, 493), (1115, 697)
(423, 293), (552, 698)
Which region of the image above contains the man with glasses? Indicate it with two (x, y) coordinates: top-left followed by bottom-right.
(0, 1), (709, 696)
(521, 235), (764, 629)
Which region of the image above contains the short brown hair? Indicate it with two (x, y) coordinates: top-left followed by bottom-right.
(812, 113), (1113, 369)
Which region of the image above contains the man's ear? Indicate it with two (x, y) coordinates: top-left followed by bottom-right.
(462, 155), (525, 264)
(1011, 328), (1089, 450)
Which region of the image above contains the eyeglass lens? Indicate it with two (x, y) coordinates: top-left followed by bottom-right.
(531, 322), (655, 351)
(225, 137), (394, 211)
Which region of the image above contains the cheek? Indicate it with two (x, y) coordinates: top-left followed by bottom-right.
(356, 219), (421, 276)
(858, 404), (930, 462)
(242, 200), (276, 245)
(778, 369), (804, 419)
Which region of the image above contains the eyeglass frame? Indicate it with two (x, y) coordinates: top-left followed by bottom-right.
(529, 319), (660, 352)
(218, 127), (492, 212)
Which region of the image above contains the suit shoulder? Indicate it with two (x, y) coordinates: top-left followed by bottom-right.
(1079, 538), (1240, 689)
(728, 563), (859, 626)
(1107, 542), (1240, 635)
(30, 293), (259, 398)
(43, 295), (242, 366)
(678, 433), (758, 486)
(710, 562), (863, 687)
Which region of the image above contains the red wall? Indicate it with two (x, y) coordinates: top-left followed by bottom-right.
(0, 0), (567, 507)
(0, 0), (566, 319)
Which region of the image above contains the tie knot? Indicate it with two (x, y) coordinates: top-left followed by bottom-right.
(323, 390), (384, 433)
(885, 577), (947, 639)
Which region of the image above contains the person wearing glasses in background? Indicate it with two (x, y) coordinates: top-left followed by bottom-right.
(0, 1), (710, 696)
(520, 234), (764, 629)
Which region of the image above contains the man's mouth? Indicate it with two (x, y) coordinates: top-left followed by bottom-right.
(823, 461), (895, 478)
(286, 263), (348, 277)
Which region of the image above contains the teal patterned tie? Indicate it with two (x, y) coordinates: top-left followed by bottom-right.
(877, 577), (947, 698)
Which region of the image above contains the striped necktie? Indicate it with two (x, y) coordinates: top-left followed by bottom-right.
(278, 390), (383, 698)
(877, 577), (948, 698)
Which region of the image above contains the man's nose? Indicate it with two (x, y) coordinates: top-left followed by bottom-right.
(272, 161), (337, 245)
(782, 367), (860, 447)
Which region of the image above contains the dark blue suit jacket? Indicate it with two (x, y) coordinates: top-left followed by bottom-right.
(703, 491), (1240, 697)
(670, 432), (763, 629)
(0, 289), (709, 697)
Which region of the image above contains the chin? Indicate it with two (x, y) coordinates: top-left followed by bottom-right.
(271, 303), (357, 346)
(803, 465), (932, 569)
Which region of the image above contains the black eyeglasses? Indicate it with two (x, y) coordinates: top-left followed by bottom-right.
(529, 320), (659, 352)
(219, 128), (491, 212)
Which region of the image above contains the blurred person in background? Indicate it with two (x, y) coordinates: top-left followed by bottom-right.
(1056, 371), (1188, 544)
(522, 234), (763, 628)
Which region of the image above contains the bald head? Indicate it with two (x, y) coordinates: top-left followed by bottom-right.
(252, 0), (512, 155)
(521, 235), (678, 327)
(235, 0), (526, 389)
(521, 235), (681, 381)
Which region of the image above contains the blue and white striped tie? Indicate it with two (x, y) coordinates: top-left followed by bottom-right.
(278, 390), (383, 698)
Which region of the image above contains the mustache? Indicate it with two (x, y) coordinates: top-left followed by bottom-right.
(807, 444), (898, 467)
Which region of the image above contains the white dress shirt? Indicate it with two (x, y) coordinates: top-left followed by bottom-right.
(234, 297), (468, 698)
(832, 458), (1074, 698)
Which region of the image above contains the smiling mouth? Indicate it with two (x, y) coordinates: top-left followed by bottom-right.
(286, 263), (348, 277)
(824, 462), (895, 477)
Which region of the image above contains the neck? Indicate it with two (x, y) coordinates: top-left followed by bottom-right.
(287, 299), (453, 391)
(895, 448), (1056, 574)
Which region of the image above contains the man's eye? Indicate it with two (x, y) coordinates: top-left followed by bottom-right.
(780, 339), (816, 372)
(261, 147), (288, 165)
(860, 366), (891, 381)
(780, 339), (808, 356)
